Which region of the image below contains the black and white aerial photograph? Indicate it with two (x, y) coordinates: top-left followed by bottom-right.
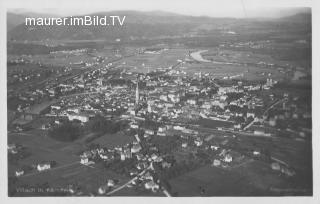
(1, 0), (319, 201)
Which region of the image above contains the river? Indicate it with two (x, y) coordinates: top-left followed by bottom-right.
(190, 50), (211, 62)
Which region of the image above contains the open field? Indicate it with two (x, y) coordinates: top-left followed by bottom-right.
(118, 48), (187, 73)
(11, 163), (130, 196)
(201, 48), (309, 68)
(8, 129), (135, 176)
(89, 131), (134, 148)
(168, 160), (310, 196)
(8, 132), (80, 173)
(8, 130), (133, 196)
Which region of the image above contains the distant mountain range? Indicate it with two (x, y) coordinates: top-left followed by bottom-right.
(7, 9), (311, 42)
(7, 12), (61, 31)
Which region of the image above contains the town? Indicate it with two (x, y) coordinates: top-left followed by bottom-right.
(7, 8), (312, 197)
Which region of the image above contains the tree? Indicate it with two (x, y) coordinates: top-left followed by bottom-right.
(49, 122), (81, 142)
(86, 115), (127, 134)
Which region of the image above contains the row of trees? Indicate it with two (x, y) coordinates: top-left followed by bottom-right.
(49, 115), (128, 142)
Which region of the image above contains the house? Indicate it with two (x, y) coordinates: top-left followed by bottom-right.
(98, 185), (108, 194)
(107, 179), (115, 187)
(51, 105), (61, 110)
(136, 162), (148, 170)
(80, 157), (89, 164)
(120, 152), (126, 161)
(234, 124), (241, 129)
(218, 87), (237, 95)
(271, 162), (281, 171)
(224, 154), (233, 163)
(201, 102), (211, 109)
(100, 152), (114, 161)
(129, 110), (136, 115)
(81, 150), (93, 158)
(253, 151), (261, 156)
(129, 169), (139, 176)
(212, 159), (221, 167)
(8, 144), (16, 151)
(269, 118), (277, 126)
(131, 143), (142, 153)
(181, 128), (193, 134)
(173, 125), (185, 131)
(145, 129), (154, 135)
(124, 148), (132, 159)
(181, 142), (188, 148)
(143, 171), (154, 180)
(130, 123), (139, 129)
(151, 154), (163, 162)
(37, 162), (51, 172)
(15, 169), (24, 177)
(187, 99), (197, 105)
(253, 130), (266, 136)
(194, 139), (203, 147)
(281, 167), (296, 177)
(41, 124), (50, 130)
(134, 154), (143, 161)
(48, 89), (55, 96)
(162, 161), (172, 168)
(158, 126), (167, 133)
(210, 145), (219, 151)
(247, 112), (255, 118)
(157, 132), (166, 136)
(144, 181), (159, 192)
(67, 114), (89, 123)
(8, 144), (18, 154)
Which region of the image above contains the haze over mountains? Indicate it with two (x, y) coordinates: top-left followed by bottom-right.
(7, 8), (311, 42)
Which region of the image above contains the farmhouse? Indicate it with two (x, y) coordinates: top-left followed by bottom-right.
(67, 113), (89, 123)
(37, 162), (51, 172)
(15, 169), (24, 177)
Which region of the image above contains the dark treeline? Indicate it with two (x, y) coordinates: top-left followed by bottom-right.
(49, 115), (128, 142)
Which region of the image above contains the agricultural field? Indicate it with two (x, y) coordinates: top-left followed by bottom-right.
(89, 131), (135, 148)
(10, 163), (130, 196)
(118, 48), (188, 73)
(168, 160), (309, 196)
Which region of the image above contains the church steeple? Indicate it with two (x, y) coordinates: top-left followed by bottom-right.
(135, 77), (139, 105)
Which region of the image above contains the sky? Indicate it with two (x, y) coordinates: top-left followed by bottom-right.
(5, 0), (312, 18)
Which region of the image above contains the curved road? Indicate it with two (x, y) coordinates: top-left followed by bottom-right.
(106, 164), (152, 196)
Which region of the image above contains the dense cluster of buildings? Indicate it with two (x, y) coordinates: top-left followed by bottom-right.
(8, 47), (311, 196)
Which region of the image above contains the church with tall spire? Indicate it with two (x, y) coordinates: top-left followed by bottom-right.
(135, 76), (140, 106)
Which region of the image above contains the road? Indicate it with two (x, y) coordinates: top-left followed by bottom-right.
(271, 156), (289, 167)
(263, 98), (287, 115)
(162, 189), (172, 197)
(106, 164), (152, 196)
(243, 98), (286, 131)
